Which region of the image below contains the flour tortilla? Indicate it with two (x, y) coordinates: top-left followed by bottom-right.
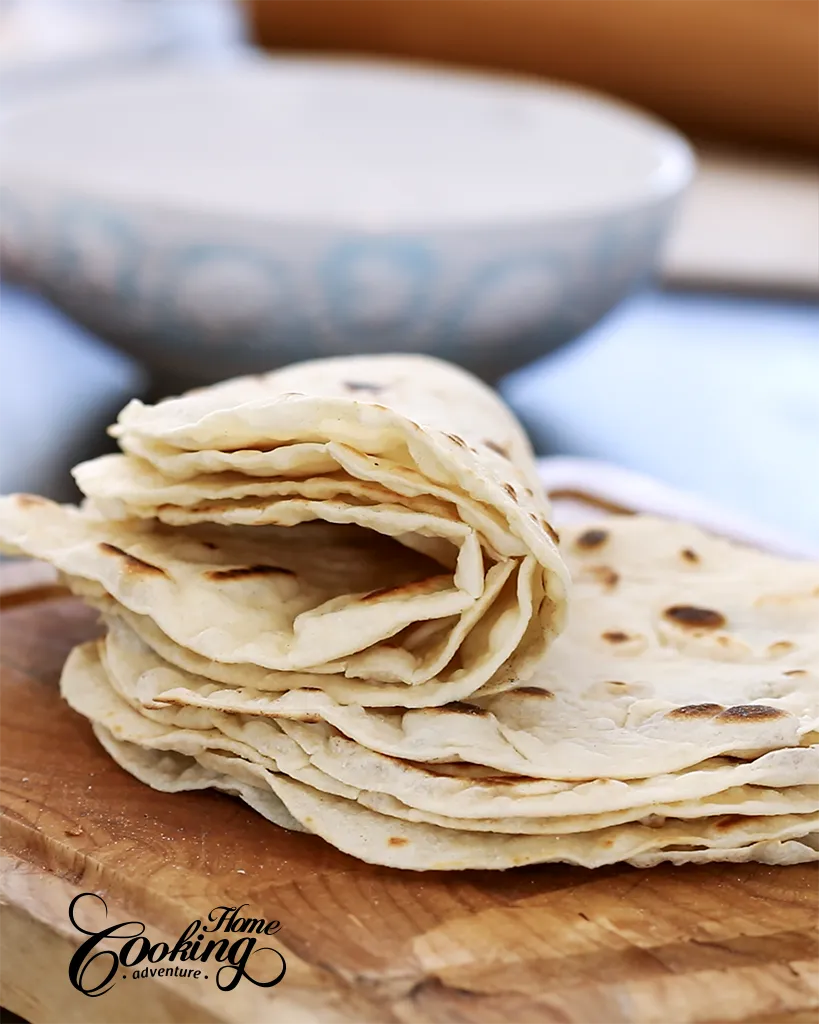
(101, 608), (819, 823)
(94, 726), (817, 868)
(62, 562), (529, 707)
(70, 354), (570, 686)
(95, 633), (364, 801)
(92, 725), (305, 832)
(63, 643), (819, 867)
(55, 509), (819, 726)
(0, 496), (545, 702)
(137, 515), (818, 780)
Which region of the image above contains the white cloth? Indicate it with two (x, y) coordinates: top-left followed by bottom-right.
(503, 292), (819, 549)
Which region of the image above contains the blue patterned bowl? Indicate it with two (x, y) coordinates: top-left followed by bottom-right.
(1, 56), (693, 386)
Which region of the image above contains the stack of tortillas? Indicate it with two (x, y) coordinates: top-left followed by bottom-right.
(1, 355), (817, 870)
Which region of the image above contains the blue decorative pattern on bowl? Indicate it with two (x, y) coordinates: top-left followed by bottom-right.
(0, 59), (694, 387)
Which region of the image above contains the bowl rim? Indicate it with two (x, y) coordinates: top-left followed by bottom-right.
(1, 51), (697, 234)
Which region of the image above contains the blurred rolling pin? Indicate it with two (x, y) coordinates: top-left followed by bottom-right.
(247, 0), (819, 155)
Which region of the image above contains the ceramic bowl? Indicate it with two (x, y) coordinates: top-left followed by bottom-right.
(1, 56), (694, 385)
(0, 0), (245, 101)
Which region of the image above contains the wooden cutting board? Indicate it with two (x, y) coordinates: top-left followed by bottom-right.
(1, 569), (817, 1024)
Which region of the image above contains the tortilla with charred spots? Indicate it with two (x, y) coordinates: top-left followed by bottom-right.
(667, 703), (725, 719)
(602, 630), (630, 644)
(98, 543), (167, 577)
(483, 439), (510, 459)
(576, 528), (608, 550)
(663, 605), (726, 630)
(715, 814), (761, 831)
(344, 381), (383, 393)
(205, 565), (296, 581)
(445, 701), (490, 716)
(580, 565), (620, 589)
(15, 494), (48, 509)
(472, 774), (541, 786)
(543, 519), (560, 546)
(526, 510), (560, 546)
(215, 445), (278, 454)
(715, 705), (788, 722)
(360, 575), (451, 603)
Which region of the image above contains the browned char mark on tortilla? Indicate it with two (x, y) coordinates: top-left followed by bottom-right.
(446, 433), (467, 447)
(663, 605), (726, 629)
(179, 499), (258, 515)
(361, 575), (449, 602)
(16, 493), (48, 508)
(446, 701), (490, 716)
(474, 774), (540, 786)
(484, 439), (510, 460)
(716, 704), (788, 722)
(602, 630), (630, 644)
(217, 446), (279, 454)
(576, 528), (609, 550)
(206, 565), (296, 581)
(514, 686), (555, 698)
(344, 381), (383, 393)
(388, 836), (409, 846)
(583, 565), (619, 589)
(784, 669), (807, 677)
(680, 548), (700, 563)
(667, 703), (725, 719)
(715, 814), (758, 831)
(543, 518), (560, 545)
(98, 543), (167, 577)
(503, 483), (517, 501)
(527, 511), (560, 545)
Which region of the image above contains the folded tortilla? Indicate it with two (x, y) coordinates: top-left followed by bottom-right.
(97, 516), (818, 778)
(52, 511), (819, 870)
(2, 355), (568, 703)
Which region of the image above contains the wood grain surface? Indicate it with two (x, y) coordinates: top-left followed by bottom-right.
(1, 569), (817, 1024)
